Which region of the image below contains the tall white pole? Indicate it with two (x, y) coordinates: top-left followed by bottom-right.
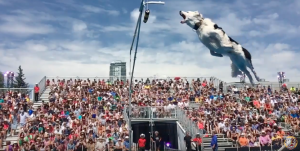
(128, 1), (165, 150)
(128, 1), (144, 151)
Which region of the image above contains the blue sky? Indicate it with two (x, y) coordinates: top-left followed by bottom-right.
(0, 0), (300, 83)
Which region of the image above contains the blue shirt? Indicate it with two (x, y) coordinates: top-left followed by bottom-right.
(111, 92), (116, 97)
(28, 109), (33, 115)
(124, 141), (130, 149)
(291, 113), (299, 118)
(211, 135), (218, 147)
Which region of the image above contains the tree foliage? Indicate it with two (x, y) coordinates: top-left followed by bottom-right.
(0, 71), (4, 88)
(13, 66), (29, 88)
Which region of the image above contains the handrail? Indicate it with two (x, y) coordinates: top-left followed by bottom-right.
(37, 76), (46, 98)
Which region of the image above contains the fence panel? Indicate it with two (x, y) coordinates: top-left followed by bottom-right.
(225, 82), (300, 92)
(37, 76), (46, 97)
(0, 88), (34, 100)
(44, 76), (225, 91)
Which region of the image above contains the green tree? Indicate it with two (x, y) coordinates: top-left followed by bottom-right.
(13, 66), (29, 88)
(0, 71), (4, 88)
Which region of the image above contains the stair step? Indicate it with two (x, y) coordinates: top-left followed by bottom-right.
(202, 142), (232, 146)
(5, 136), (18, 141)
(203, 147), (230, 151)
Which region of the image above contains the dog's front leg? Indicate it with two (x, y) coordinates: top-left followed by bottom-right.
(209, 33), (233, 50)
(210, 49), (223, 57)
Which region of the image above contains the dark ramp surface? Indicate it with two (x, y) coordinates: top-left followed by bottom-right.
(132, 121), (178, 150)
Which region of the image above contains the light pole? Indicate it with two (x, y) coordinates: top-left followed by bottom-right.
(277, 72), (285, 90)
(128, 0), (165, 150)
(4, 71), (14, 88)
(238, 72), (246, 83)
(277, 72), (292, 100)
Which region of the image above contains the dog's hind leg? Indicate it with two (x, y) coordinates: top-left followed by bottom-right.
(231, 62), (242, 77)
(240, 67), (255, 86)
(250, 68), (260, 82)
(246, 60), (260, 82)
(233, 59), (255, 86)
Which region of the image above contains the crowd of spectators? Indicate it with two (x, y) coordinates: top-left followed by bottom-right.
(185, 83), (300, 149)
(0, 77), (210, 151)
(0, 77), (300, 151)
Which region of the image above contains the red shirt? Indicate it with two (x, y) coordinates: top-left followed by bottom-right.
(34, 86), (40, 93)
(197, 122), (204, 129)
(138, 138), (146, 147)
(193, 138), (202, 144)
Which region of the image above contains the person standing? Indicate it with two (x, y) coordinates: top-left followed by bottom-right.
(151, 131), (161, 151)
(211, 131), (218, 151)
(184, 132), (192, 151)
(34, 83), (40, 102)
(192, 133), (202, 151)
(138, 134), (146, 151)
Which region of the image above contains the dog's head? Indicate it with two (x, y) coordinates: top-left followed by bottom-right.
(179, 11), (203, 29)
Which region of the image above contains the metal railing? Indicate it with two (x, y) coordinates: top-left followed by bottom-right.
(225, 145), (282, 151)
(124, 106), (178, 119)
(0, 88), (34, 100)
(176, 108), (202, 136)
(225, 82), (300, 91)
(37, 76), (46, 97)
(43, 76), (225, 89)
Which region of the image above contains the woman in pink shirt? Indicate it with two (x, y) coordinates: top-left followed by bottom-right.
(259, 131), (271, 146)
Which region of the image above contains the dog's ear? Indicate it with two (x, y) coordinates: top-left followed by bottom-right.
(194, 11), (203, 20)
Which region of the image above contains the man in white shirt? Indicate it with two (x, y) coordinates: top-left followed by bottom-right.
(232, 86), (238, 94)
(19, 110), (29, 127)
(95, 138), (106, 151)
(183, 100), (189, 108)
(218, 121), (225, 129)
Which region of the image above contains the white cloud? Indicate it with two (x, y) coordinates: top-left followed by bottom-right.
(72, 21), (87, 32)
(1, 37), (300, 84)
(82, 5), (119, 16)
(0, 10), (55, 36)
(0, 23), (54, 35)
(0, 0), (300, 85)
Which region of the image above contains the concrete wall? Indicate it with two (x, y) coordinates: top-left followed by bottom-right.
(176, 121), (186, 150)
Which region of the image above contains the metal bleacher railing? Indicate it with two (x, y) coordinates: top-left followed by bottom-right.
(41, 76), (224, 88)
(124, 106), (178, 119)
(37, 76), (46, 98)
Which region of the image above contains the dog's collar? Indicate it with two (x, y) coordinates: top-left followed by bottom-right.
(193, 22), (201, 30)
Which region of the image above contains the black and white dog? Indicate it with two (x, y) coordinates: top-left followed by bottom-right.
(179, 10), (260, 85)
